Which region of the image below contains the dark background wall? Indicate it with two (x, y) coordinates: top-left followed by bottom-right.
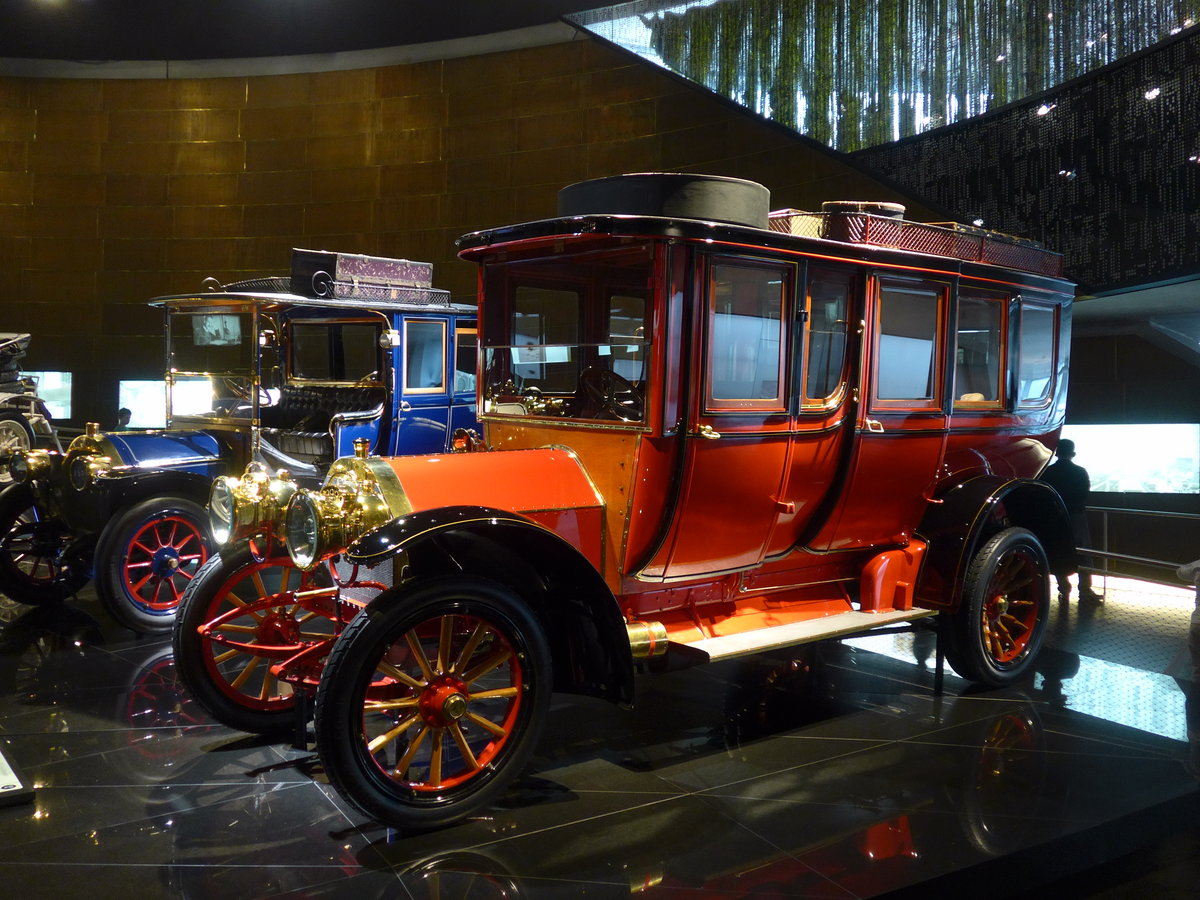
(853, 25), (1200, 296)
(0, 38), (930, 429)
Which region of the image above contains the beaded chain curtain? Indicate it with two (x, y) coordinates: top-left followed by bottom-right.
(570, 0), (1198, 150)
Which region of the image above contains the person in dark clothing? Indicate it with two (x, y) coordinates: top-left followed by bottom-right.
(1040, 438), (1103, 603)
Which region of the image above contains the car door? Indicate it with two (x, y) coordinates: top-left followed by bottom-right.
(806, 275), (952, 552)
(648, 255), (797, 579)
(394, 315), (453, 453)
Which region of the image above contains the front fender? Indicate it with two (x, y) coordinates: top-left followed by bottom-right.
(915, 476), (1072, 610)
(347, 505), (634, 707)
(67, 468), (220, 534)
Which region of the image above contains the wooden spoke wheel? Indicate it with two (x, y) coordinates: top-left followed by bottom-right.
(315, 576), (551, 831)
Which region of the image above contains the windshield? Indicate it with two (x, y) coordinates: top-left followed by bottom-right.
(481, 247), (653, 422)
(167, 308), (268, 421)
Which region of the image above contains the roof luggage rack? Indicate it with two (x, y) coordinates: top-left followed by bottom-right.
(768, 203), (1064, 278)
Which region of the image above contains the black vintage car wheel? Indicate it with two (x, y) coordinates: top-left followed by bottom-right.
(314, 576), (551, 831)
(94, 497), (211, 633)
(173, 548), (341, 734)
(0, 482), (87, 605)
(944, 527), (1050, 687)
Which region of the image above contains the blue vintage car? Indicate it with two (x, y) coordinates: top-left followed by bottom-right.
(0, 249), (478, 632)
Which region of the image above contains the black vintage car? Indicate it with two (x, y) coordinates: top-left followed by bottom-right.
(0, 249), (478, 632)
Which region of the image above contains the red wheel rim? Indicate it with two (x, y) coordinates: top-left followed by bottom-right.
(361, 612), (524, 793)
(120, 514), (210, 615)
(981, 546), (1042, 665)
(199, 559), (337, 712)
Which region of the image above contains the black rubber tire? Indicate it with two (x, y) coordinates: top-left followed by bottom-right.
(557, 173), (771, 229)
(0, 482), (88, 605)
(94, 496), (211, 633)
(173, 547), (335, 734)
(314, 576), (552, 831)
(943, 527), (1050, 687)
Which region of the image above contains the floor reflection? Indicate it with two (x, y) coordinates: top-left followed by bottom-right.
(0, 583), (1198, 898)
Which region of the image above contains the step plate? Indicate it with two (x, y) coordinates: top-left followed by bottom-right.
(679, 608), (938, 662)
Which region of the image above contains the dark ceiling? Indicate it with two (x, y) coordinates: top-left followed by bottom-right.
(0, 1), (605, 61)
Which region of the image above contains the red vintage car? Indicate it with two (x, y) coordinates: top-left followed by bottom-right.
(175, 173), (1074, 830)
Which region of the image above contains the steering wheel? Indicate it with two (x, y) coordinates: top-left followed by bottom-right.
(222, 377), (274, 407)
(576, 368), (643, 421)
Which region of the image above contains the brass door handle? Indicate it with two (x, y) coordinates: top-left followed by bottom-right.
(696, 424), (721, 440)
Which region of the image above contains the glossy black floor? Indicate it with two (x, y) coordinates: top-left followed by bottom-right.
(1, 575), (1198, 899)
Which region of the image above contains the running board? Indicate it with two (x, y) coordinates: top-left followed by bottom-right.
(677, 608), (938, 663)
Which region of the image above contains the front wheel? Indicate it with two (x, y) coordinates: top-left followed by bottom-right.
(943, 527), (1049, 687)
(0, 482), (88, 605)
(314, 576), (551, 831)
(95, 497), (211, 633)
(172, 548), (337, 734)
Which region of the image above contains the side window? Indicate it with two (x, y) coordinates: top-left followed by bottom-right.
(1017, 302), (1057, 406)
(875, 281), (944, 407)
(706, 260), (789, 412)
(342, 323), (381, 382)
(289, 320), (382, 382)
(290, 323), (331, 379)
(455, 324), (477, 393)
(955, 291), (1006, 407)
(404, 319), (447, 393)
(804, 267), (852, 406)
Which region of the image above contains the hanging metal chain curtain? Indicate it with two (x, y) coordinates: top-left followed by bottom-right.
(570, 0), (1198, 150)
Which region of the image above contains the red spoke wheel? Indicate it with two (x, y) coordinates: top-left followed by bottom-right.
(944, 527), (1049, 687)
(172, 546), (338, 734)
(95, 497), (211, 633)
(0, 482), (87, 604)
(315, 576), (551, 831)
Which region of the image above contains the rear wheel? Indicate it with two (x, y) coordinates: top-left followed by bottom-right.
(314, 576), (551, 831)
(172, 548), (337, 734)
(0, 483), (87, 605)
(95, 497), (210, 633)
(944, 527), (1049, 687)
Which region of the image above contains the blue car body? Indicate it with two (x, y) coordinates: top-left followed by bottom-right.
(0, 250), (478, 631)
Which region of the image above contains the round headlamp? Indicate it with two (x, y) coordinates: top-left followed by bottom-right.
(68, 453), (113, 491)
(285, 490), (322, 569)
(208, 462), (298, 549)
(283, 456), (409, 570)
(7, 451), (29, 484)
(9, 450), (53, 485)
(208, 476), (238, 545)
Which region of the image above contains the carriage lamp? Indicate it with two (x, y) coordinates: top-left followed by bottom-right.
(6, 449), (53, 484)
(208, 461), (298, 547)
(68, 453), (113, 490)
(283, 456), (409, 570)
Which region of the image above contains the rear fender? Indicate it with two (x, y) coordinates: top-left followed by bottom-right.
(915, 476), (1072, 611)
(347, 505), (634, 706)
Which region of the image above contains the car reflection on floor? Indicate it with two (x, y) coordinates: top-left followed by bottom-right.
(0, 582), (1196, 898)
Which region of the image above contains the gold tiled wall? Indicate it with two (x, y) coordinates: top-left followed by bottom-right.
(0, 39), (923, 426)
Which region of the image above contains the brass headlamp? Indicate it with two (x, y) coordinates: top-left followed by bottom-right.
(284, 444), (409, 570)
(208, 461), (299, 547)
(68, 453), (113, 490)
(65, 422), (119, 490)
(7, 449), (53, 484)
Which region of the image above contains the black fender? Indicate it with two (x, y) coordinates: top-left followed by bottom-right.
(346, 505), (635, 707)
(70, 468), (218, 534)
(914, 476), (1072, 611)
